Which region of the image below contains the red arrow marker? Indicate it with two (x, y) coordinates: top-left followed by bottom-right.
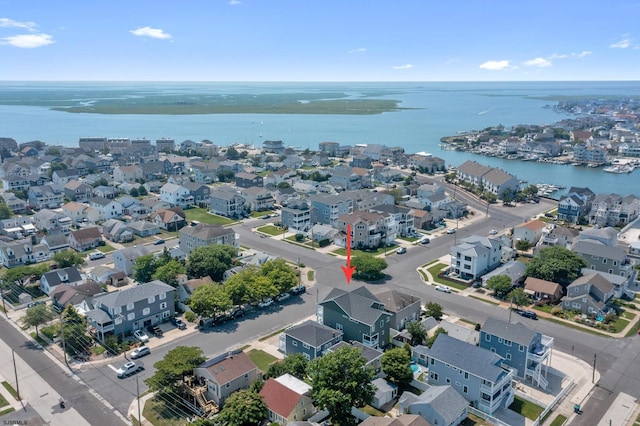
(341, 224), (356, 284)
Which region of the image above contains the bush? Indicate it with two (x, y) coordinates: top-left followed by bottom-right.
(184, 311), (197, 322)
(92, 345), (106, 356)
(295, 234), (304, 242)
(318, 239), (330, 247)
(550, 307), (564, 317)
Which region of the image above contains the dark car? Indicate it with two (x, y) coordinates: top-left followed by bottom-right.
(214, 314), (231, 325)
(147, 325), (164, 337)
(290, 285), (306, 295)
(230, 307), (245, 319)
(518, 310), (538, 320)
(153, 239), (165, 245)
(171, 318), (187, 330)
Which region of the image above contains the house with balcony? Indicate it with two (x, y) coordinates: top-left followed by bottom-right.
(557, 187), (595, 223)
(413, 333), (515, 415)
(309, 193), (353, 226)
(329, 165), (365, 191)
(235, 172), (263, 188)
(336, 211), (392, 250)
(572, 240), (637, 289)
(260, 374), (316, 424)
(179, 223), (237, 255)
(535, 224), (579, 252)
(406, 153), (446, 173)
(192, 351), (260, 406)
(182, 181), (211, 207)
(370, 204), (415, 238)
(281, 199), (313, 232)
(318, 286), (392, 350)
(1, 192), (27, 214)
(239, 186), (275, 212)
(561, 273), (616, 315)
(456, 160), (493, 187)
(281, 320), (343, 360)
(1, 175), (31, 192)
(63, 180), (93, 202)
(209, 187), (246, 218)
(68, 227), (102, 252)
(450, 235), (503, 281)
(85, 280), (175, 341)
(370, 288), (421, 331)
(588, 194), (640, 227)
(32, 209), (71, 233)
(28, 184), (64, 210)
(0, 239), (51, 268)
(159, 183), (194, 209)
(52, 169), (80, 186)
(480, 317), (553, 389)
(573, 144), (607, 164)
(113, 165), (143, 183)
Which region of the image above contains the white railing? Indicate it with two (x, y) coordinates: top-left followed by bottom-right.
(531, 378), (575, 426)
(468, 406), (511, 426)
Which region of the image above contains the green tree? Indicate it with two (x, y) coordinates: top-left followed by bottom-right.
(22, 303), (55, 337)
(307, 346), (375, 426)
(381, 347), (413, 386)
(215, 390), (267, 426)
(129, 187), (139, 197)
(138, 185), (148, 196)
(515, 240), (533, 251)
(53, 249), (87, 269)
(61, 306), (92, 356)
(264, 353), (308, 380)
(260, 259), (297, 294)
(146, 346), (206, 396)
(188, 283), (232, 319)
(276, 182), (291, 188)
(225, 146), (240, 160)
(351, 254), (387, 280)
(388, 188), (404, 204)
(133, 254), (158, 283)
(525, 246), (587, 287)
(224, 272), (254, 306)
(501, 189), (515, 204)
(47, 162), (68, 179)
(424, 301), (443, 320)
(0, 202), (12, 219)
(425, 327), (448, 348)
(406, 320), (427, 346)
(152, 259), (186, 288)
(507, 287), (530, 309)
(186, 245), (237, 281)
(486, 275), (512, 298)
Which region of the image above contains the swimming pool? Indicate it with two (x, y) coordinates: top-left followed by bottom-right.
(410, 363), (420, 374)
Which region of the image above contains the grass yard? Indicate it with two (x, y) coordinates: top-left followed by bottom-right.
(360, 405), (385, 416)
(142, 396), (188, 426)
(307, 270), (314, 281)
(97, 245), (116, 253)
(509, 395), (544, 420)
(540, 316), (608, 337)
(461, 414), (492, 426)
(332, 245), (397, 256)
(250, 210), (276, 218)
(468, 295), (500, 306)
(2, 382), (18, 400)
(247, 349), (278, 372)
(625, 318), (640, 337)
(185, 208), (236, 225)
(426, 263), (468, 290)
(0, 392), (9, 409)
(622, 311), (635, 319)
(610, 317), (629, 333)
(256, 225), (285, 236)
(550, 414), (568, 426)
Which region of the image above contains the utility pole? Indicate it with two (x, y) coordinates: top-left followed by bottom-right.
(136, 375), (142, 424)
(60, 314), (68, 367)
(12, 349), (20, 400)
(592, 353), (597, 383)
(297, 258), (301, 286)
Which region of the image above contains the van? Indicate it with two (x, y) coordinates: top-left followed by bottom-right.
(89, 252), (105, 261)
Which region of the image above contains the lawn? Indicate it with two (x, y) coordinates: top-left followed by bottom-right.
(509, 395), (544, 420)
(360, 405), (385, 416)
(0, 392), (9, 408)
(185, 208), (236, 225)
(307, 270), (314, 281)
(540, 316), (608, 337)
(610, 317), (629, 333)
(1, 381), (18, 400)
(468, 295), (500, 306)
(247, 349), (278, 372)
(256, 225), (285, 236)
(142, 395), (189, 426)
(550, 414), (568, 426)
(97, 244), (116, 253)
(250, 210), (276, 218)
(332, 245), (397, 256)
(426, 263), (467, 290)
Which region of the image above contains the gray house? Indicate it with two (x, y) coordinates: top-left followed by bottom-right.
(370, 288), (421, 331)
(480, 317), (554, 389)
(209, 188), (246, 218)
(85, 280), (175, 340)
(414, 333), (515, 415)
(40, 266), (84, 295)
(113, 245), (150, 276)
(318, 286), (392, 349)
(398, 385), (468, 426)
(561, 273), (616, 315)
(281, 320), (343, 360)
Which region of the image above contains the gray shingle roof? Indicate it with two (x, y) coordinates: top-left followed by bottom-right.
(92, 280), (174, 308)
(482, 317), (536, 346)
(285, 320), (343, 347)
(320, 286), (390, 326)
(402, 385), (468, 426)
(426, 333), (509, 382)
(573, 240), (626, 261)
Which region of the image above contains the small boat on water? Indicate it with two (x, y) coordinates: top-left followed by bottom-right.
(603, 165), (635, 174)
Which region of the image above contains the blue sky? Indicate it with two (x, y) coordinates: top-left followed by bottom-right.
(1, 0), (639, 81)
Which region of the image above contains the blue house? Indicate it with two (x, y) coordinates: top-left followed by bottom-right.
(480, 317), (554, 389)
(281, 320), (343, 360)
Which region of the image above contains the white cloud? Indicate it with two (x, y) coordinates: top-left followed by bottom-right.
(228, 0), (241, 4)
(574, 50), (592, 58)
(524, 57), (552, 67)
(130, 26), (172, 40)
(0, 18), (37, 31)
(611, 38), (630, 48)
(348, 47), (367, 54)
(392, 64), (413, 70)
(1, 33), (54, 48)
(479, 60), (509, 70)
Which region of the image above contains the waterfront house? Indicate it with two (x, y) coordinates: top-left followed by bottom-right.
(557, 187), (595, 223)
(413, 333), (515, 415)
(85, 280), (175, 340)
(281, 320), (343, 360)
(588, 194), (640, 227)
(480, 317), (553, 389)
(193, 351), (260, 406)
(178, 223), (237, 255)
(318, 286), (392, 350)
(260, 375), (316, 424)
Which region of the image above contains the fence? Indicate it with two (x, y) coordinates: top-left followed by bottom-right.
(468, 406), (512, 426)
(532, 378), (575, 426)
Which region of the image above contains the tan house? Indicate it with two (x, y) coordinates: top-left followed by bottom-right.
(193, 351), (260, 406)
(69, 227), (102, 252)
(524, 277), (563, 304)
(259, 374), (316, 423)
(150, 207), (187, 231)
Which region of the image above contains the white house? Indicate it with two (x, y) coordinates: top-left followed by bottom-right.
(159, 183), (194, 209)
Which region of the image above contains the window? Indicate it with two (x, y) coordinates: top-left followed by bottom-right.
(463, 385), (468, 394)
(225, 383), (230, 388)
(160, 302), (167, 309)
(431, 372), (438, 381)
(464, 372), (468, 379)
(303, 343), (310, 349)
(608, 269), (613, 274)
(292, 341), (298, 346)
(446, 378), (451, 384)
(162, 311), (170, 319)
(336, 323), (343, 331)
(147, 296), (155, 304)
(303, 353), (310, 361)
(430, 358), (434, 365)
(497, 337), (503, 343)
(159, 293), (166, 300)
(143, 307), (150, 316)
(613, 261), (618, 266)
(505, 340), (512, 347)
(602, 258), (607, 264)
(506, 353), (511, 361)
(127, 303), (134, 311)
(127, 313), (135, 321)
(244, 374), (248, 381)
(519, 345), (525, 352)
(485, 334), (491, 342)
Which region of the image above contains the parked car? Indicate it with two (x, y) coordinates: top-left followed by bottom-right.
(230, 307), (245, 318)
(171, 318), (187, 330)
(290, 285), (306, 295)
(261, 214), (271, 219)
(153, 239), (165, 245)
(258, 298), (274, 308)
(147, 325), (163, 337)
(133, 330), (149, 343)
(276, 293), (291, 302)
(489, 229), (498, 235)
(518, 310), (538, 320)
(214, 314), (231, 325)
(27, 301), (45, 308)
(396, 247), (407, 254)
(130, 346), (150, 359)
(435, 285), (452, 293)
(89, 252), (105, 261)
(446, 228), (456, 234)
(116, 361), (142, 378)
(420, 238), (430, 245)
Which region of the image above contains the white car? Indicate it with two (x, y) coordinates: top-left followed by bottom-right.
(489, 229), (498, 235)
(133, 330), (149, 343)
(435, 285), (452, 293)
(446, 228), (456, 234)
(258, 298), (274, 308)
(130, 346), (150, 359)
(275, 293), (291, 302)
(116, 361), (142, 378)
